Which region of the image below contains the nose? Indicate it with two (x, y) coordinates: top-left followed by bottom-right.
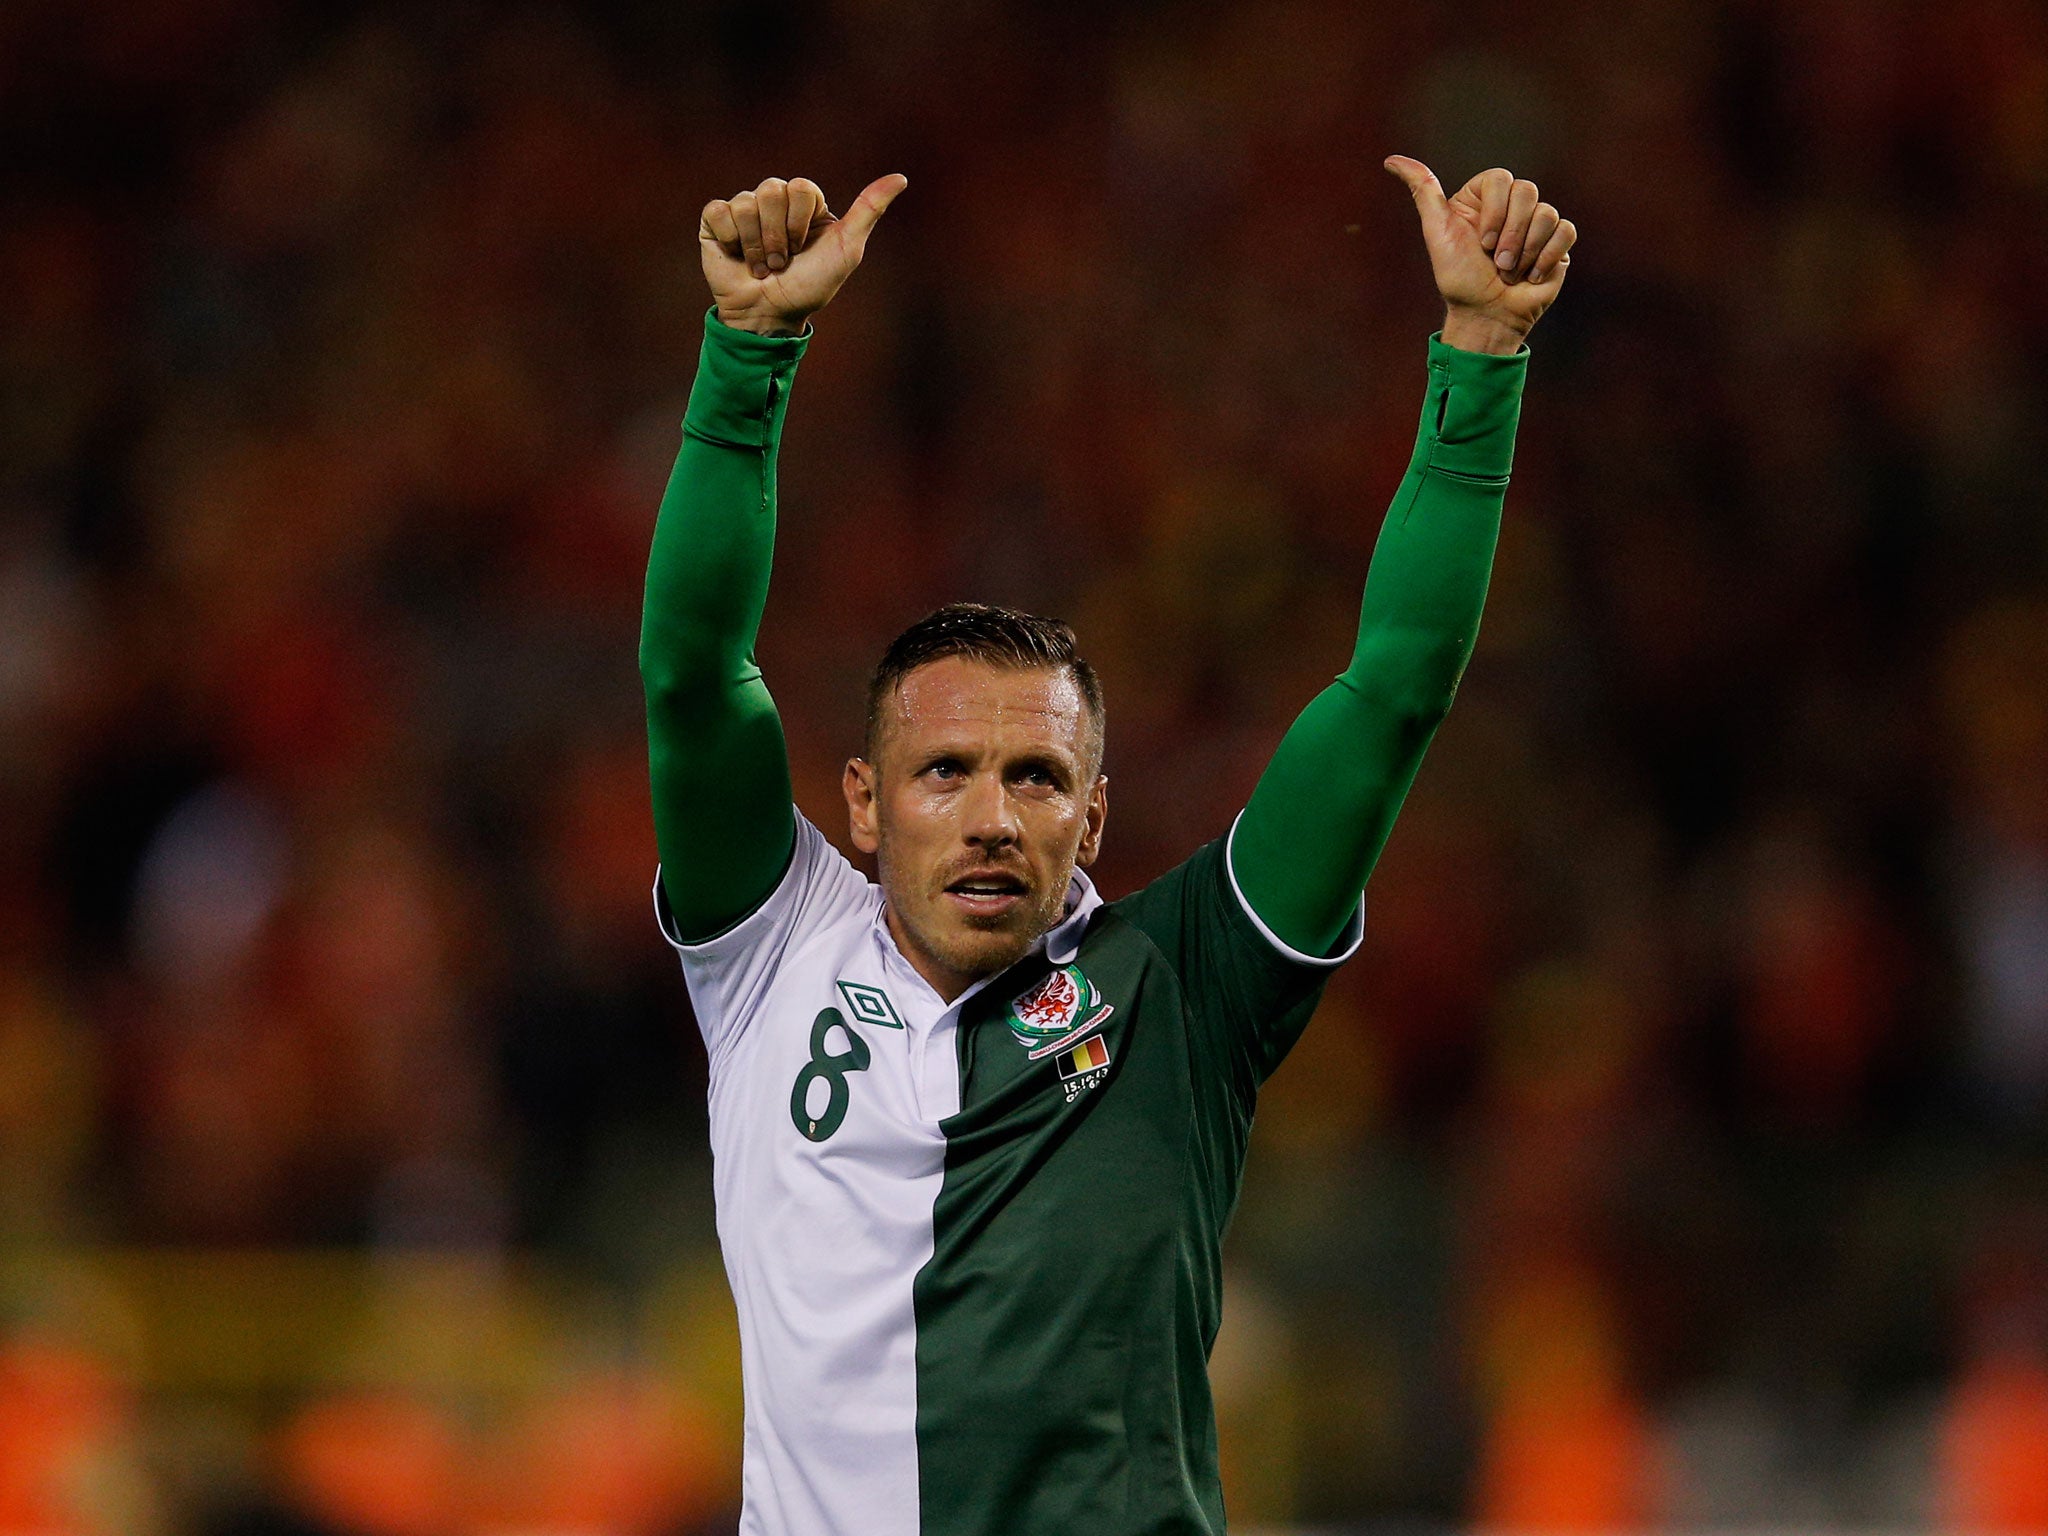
(962, 770), (1020, 850)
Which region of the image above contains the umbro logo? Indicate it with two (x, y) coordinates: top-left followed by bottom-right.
(836, 980), (904, 1030)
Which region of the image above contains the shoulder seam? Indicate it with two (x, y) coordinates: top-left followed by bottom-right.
(1223, 811), (1365, 969)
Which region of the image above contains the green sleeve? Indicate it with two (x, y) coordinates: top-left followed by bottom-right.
(1231, 332), (1527, 956)
(638, 307), (811, 943)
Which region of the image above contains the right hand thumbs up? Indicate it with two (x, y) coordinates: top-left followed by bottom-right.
(700, 173), (908, 336)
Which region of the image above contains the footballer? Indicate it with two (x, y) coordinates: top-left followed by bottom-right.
(640, 159), (1574, 1534)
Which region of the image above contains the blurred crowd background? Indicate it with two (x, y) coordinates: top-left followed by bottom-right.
(4, 0), (2048, 1529)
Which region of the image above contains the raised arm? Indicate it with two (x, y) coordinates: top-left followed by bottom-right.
(641, 173), (906, 942)
(1231, 161), (1577, 956)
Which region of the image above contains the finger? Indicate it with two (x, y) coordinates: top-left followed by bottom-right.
(1469, 167), (1512, 251)
(834, 173), (909, 248)
(1527, 250), (1572, 292)
(1494, 178), (1539, 270)
(1382, 155), (1447, 217)
(700, 198), (742, 258)
(731, 190), (769, 280)
(1527, 218), (1576, 285)
(1513, 202), (1559, 280)
(787, 177), (822, 251)
(756, 178), (790, 271)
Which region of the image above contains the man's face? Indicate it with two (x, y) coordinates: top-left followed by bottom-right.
(844, 657), (1107, 1002)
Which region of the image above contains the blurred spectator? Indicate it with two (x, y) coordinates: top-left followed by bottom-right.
(0, 1335), (154, 1535)
(477, 1371), (723, 1535)
(275, 1393), (463, 1536)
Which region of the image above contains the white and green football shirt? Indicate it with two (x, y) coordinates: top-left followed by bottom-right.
(652, 809), (1362, 1534)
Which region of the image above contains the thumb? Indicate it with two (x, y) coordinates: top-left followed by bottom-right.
(1382, 155), (1446, 217)
(835, 173), (909, 247)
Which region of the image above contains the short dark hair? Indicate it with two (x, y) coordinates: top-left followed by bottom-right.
(864, 603), (1105, 768)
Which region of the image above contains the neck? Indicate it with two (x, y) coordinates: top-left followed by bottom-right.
(884, 906), (986, 1003)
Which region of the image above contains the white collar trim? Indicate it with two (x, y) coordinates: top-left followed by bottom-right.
(1044, 866), (1102, 965)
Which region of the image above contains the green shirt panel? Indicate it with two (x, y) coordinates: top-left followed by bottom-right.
(913, 839), (1341, 1535)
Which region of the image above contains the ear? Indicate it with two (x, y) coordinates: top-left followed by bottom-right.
(1075, 775), (1108, 868)
(844, 756), (881, 855)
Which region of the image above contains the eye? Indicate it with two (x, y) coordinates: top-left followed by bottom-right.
(925, 758), (964, 781)
(1016, 763), (1062, 789)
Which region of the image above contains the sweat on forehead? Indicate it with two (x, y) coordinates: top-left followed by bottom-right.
(865, 657), (1104, 769)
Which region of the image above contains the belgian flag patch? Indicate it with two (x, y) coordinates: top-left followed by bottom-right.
(1056, 1036), (1111, 1079)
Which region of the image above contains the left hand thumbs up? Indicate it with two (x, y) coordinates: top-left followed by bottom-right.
(1384, 156), (1576, 349)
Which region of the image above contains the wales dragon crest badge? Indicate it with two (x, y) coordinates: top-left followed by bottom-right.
(1007, 963), (1115, 1060)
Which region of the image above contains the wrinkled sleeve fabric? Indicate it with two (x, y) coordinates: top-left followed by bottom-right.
(1230, 332), (1527, 958)
(639, 307), (811, 945)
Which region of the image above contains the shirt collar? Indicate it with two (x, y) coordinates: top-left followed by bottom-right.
(873, 865), (1103, 1000)
(1043, 866), (1102, 964)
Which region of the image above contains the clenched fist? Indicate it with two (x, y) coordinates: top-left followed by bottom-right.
(700, 173), (908, 337)
(1383, 158), (1577, 354)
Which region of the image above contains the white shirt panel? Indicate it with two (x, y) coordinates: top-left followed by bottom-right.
(651, 813), (1102, 1536)
(655, 813), (931, 1534)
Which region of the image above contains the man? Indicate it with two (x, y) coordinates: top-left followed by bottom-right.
(642, 159), (1574, 1534)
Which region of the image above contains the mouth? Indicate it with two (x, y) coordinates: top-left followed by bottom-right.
(944, 871), (1030, 920)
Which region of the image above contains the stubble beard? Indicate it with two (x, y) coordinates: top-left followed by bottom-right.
(887, 852), (1078, 989)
